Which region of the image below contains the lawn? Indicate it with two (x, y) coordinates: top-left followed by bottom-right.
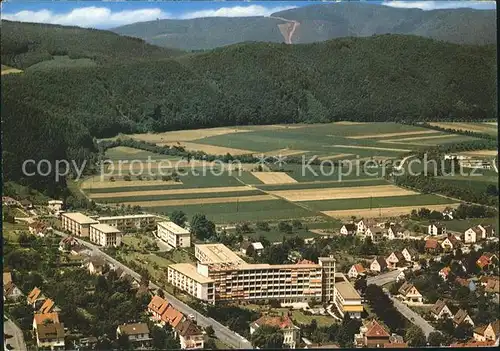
(301, 194), (456, 212)
(242, 305), (336, 327)
(435, 217), (499, 233)
(241, 228), (321, 242)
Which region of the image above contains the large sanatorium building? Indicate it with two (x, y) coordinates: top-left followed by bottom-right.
(167, 244), (362, 317)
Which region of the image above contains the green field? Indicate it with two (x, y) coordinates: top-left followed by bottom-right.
(95, 190), (264, 203)
(302, 194), (456, 212)
(26, 55), (97, 71)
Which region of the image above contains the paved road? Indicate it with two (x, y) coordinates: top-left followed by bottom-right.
(367, 269), (403, 286)
(4, 317), (27, 351)
(366, 268), (435, 337)
(391, 298), (435, 337)
(53, 230), (252, 349)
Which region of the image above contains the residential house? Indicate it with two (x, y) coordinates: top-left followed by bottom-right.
(3, 272), (22, 302)
(21, 199), (33, 210)
(38, 298), (58, 314)
(442, 207), (454, 220)
(396, 271), (406, 283)
(386, 252), (406, 269)
(463, 226), (482, 244)
(33, 313), (65, 350)
(116, 323), (152, 349)
(48, 200), (64, 213)
(365, 226), (384, 243)
(250, 314), (300, 349)
(484, 277), (500, 295)
(455, 278), (476, 292)
(58, 236), (79, 252)
(478, 225), (496, 240)
(175, 319), (205, 349)
(340, 223), (356, 236)
(428, 223), (446, 236)
(370, 257), (388, 273)
(387, 225), (409, 240)
(70, 244), (92, 257)
(355, 320), (391, 348)
(451, 340), (496, 347)
(477, 253), (499, 271)
(401, 248), (418, 263)
(29, 221), (51, 237)
(430, 299), (453, 320)
(425, 239), (441, 253)
(453, 309), (474, 327)
(474, 320), (499, 342)
(398, 282), (423, 304)
(27, 287), (45, 308)
(347, 264), (366, 279)
(84, 257), (108, 275)
(2, 196), (20, 207)
(439, 267), (452, 281)
(441, 235), (460, 252)
(240, 241), (264, 256)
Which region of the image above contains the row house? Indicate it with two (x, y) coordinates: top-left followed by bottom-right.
(340, 223), (356, 236)
(147, 295), (204, 349)
(386, 225), (410, 240)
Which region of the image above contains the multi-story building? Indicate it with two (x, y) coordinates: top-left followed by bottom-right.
(89, 223), (122, 247)
(61, 212), (99, 237)
(33, 313), (65, 350)
(157, 221), (191, 248)
(97, 214), (157, 232)
(333, 274), (363, 318)
(168, 244), (358, 314)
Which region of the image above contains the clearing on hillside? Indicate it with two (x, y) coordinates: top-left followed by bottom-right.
(326, 144), (411, 152)
(322, 203), (460, 219)
(268, 185), (417, 202)
(348, 130), (440, 139)
(251, 172), (298, 184)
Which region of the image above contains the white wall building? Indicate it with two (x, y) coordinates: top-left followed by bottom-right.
(157, 221), (191, 248)
(89, 223), (122, 247)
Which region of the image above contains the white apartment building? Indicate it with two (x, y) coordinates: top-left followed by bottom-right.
(97, 214), (156, 232)
(157, 221), (191, 248)
(333, 274), (363, 318)
(168, 244), (360, 315)
(61, 212), (99, 237)
(89, 223), (122, 247)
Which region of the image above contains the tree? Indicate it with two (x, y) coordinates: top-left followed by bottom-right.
(205, 325), (215, 338)
(204, 338), (217, 349)
(427, 331), (445, 347)
(151, 324), (180, 350)
(291, 220), (303, 230)
(354, 277), (367, 295)
(171, 210), (187, 227)
(190, 213), (216, 241)
(116, 334), (133, 350)
(256, 221), (270, 232)
(405, 325), (426, 347)
(278, 221), (292, 233)
(454, 323), (473, 341)
(251, 325), (284, 349)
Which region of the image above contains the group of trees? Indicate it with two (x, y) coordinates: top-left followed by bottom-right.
(394, 174), (499, 207)
(364, 284), (408, 335)
(297, 314), (361, 347)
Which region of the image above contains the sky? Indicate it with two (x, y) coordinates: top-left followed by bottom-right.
(1, 1), (496, 29)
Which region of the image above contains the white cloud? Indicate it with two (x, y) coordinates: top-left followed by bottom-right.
(0, 5), (298, 28)
(381, 1), (496, 11)
(1, 7), (171, 28)
(179, 5), (297, 19)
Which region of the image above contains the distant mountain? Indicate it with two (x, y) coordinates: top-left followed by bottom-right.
(111, 2), (496, 50)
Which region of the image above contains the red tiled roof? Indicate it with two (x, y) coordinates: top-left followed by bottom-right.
(365, 320), (391, 338)
(455, 277), (470, 287)
(34, 312), (60, 326)
(253, 315), (295, 330)
(297, 259), (315, 265)
(27, 287), (42, 304)
(450, 340), (495, 347)
(440, 267), (451, 276)
(477, 255), (491, 269)
(353, 264), (365, 273)
(425, 239), (439, 249)
(39, 299), (55, 314)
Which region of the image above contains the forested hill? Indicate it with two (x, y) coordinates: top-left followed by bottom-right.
(1, 20), (182, 69)
(111, 3), (496, 50)
(1, 21), (497, 196)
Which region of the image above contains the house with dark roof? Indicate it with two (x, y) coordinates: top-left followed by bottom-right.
(116, 323), (152, 349)
(175, 319), (205, 349)
(340, 223), (356, 236)
(250, 314), (300, 349)
(453, 309), (474, 327)
(83, 257), (108, 275)
(33, 313), (64, 350)
(441, 234), (461, 252)
(365, 227), (384, 243)
(401, 248), (418, 263)
(474, 320), (500, 342)
(370, 257), (388, 273)
(387, 225), (409, 240)
(430, 299), (452, 320)
(397, 282), (423, 304)
(386, 251), (406, 269)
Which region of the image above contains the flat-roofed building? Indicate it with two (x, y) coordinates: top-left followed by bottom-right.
(90, 223), (122, 247)
(97, 214), (156, 232)
(334, 273), (363, 318)
(157, 221), (191, 248)
(61, 212), (99, 237)
(168, 244), (348, 305)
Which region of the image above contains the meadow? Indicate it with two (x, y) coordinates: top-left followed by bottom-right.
(82, 122), (489, 225)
